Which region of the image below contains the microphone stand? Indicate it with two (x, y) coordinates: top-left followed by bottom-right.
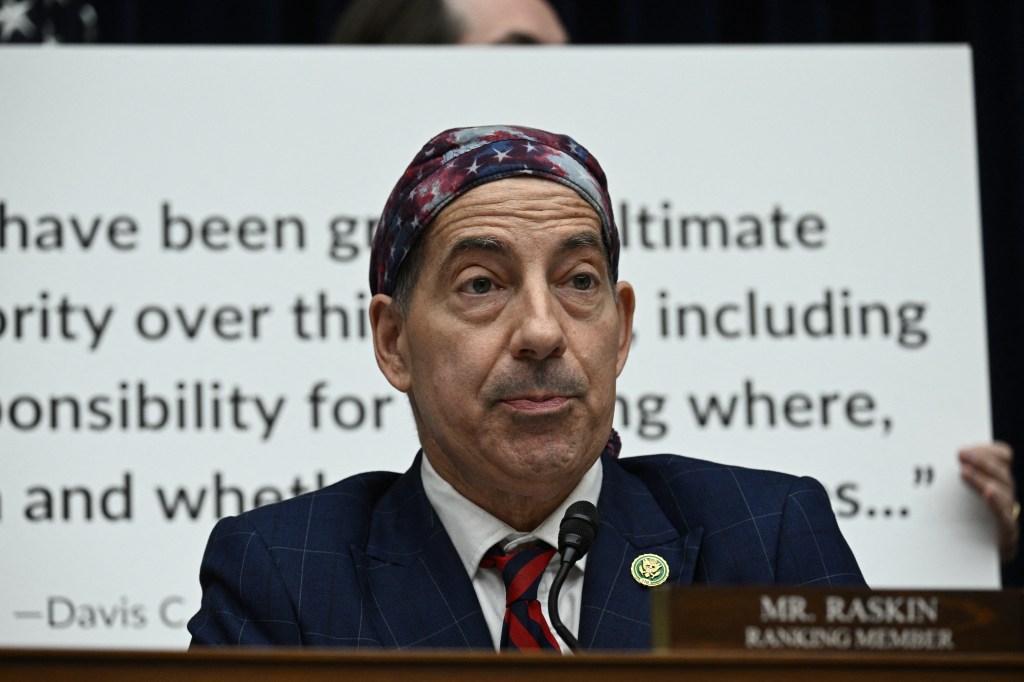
(548, 501), (600, 652)
(548, 558), (580, 650)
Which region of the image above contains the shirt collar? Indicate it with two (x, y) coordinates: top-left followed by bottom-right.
(420, 452), (603, 575)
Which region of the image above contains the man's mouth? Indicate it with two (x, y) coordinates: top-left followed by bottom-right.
(501, 395), (572, 412)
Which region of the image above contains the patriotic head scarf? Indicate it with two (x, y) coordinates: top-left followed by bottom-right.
(369, 124), (620, 296)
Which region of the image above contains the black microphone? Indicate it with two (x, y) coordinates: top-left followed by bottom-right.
(548, 500), (600, 652)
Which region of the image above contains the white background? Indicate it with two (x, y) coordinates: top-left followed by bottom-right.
(0, 46), (994, 649)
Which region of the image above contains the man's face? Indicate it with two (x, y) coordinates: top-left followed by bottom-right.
(446, 0), (568, 44)
(370, 177), (634, 525)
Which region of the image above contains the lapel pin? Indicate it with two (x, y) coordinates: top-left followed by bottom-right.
(630, 553), (669, 586)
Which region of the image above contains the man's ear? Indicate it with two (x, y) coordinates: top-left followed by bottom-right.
(369, 294), (412, 393)
(614, 281), (635, 376)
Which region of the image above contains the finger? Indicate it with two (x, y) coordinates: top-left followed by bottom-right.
(959, 461), (1010, 496)
(962, 462), (1020, 563)
(983, 478), (1017, 531)
(961, 463), (1014, 514)
(959, 462), (986, 495)
(959, 444), (1015, 489)
(959, 441), (1013, 464)
(979, 478), (1018, 544)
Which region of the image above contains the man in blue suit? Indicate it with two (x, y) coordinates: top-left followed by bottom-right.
(188, 125), (864, 650)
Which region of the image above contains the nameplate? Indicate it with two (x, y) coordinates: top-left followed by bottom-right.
(651, 587), (1024, 653)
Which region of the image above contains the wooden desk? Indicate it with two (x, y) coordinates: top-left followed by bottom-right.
(2, 647), (1024, 681)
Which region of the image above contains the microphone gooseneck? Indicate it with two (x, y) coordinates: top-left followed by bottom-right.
(548, 500), (600, 652)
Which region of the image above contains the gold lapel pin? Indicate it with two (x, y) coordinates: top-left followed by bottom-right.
(630, 553), (669, 586)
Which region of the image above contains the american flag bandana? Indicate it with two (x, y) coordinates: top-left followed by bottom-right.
(369, 124), (620, 297)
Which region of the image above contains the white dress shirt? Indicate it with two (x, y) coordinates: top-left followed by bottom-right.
(420, 454), (603, 652)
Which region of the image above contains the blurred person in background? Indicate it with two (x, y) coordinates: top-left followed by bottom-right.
(332, 0), (567, 45)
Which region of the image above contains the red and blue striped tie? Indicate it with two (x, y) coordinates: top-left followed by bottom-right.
(482, 544), (561, 651)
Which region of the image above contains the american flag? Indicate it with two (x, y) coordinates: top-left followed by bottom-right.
(0, 0), (98, 42)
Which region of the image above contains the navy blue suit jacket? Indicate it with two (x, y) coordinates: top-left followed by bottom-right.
(188, 453), (864, 649)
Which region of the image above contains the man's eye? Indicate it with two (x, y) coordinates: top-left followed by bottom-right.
(468, 277), (492, 294)
(571, 274), (594, 290)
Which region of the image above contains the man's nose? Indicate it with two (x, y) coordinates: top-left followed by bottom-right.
(510, 282), (567, 360)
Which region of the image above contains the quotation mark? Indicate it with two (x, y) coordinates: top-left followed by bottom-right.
(913, 465), (935, 487)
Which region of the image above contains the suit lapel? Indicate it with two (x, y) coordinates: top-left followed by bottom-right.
(579, 455), (704, 650)
(354, 454), (493, 649)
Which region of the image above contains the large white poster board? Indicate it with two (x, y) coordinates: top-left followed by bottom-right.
(0, 46), (994, 649)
